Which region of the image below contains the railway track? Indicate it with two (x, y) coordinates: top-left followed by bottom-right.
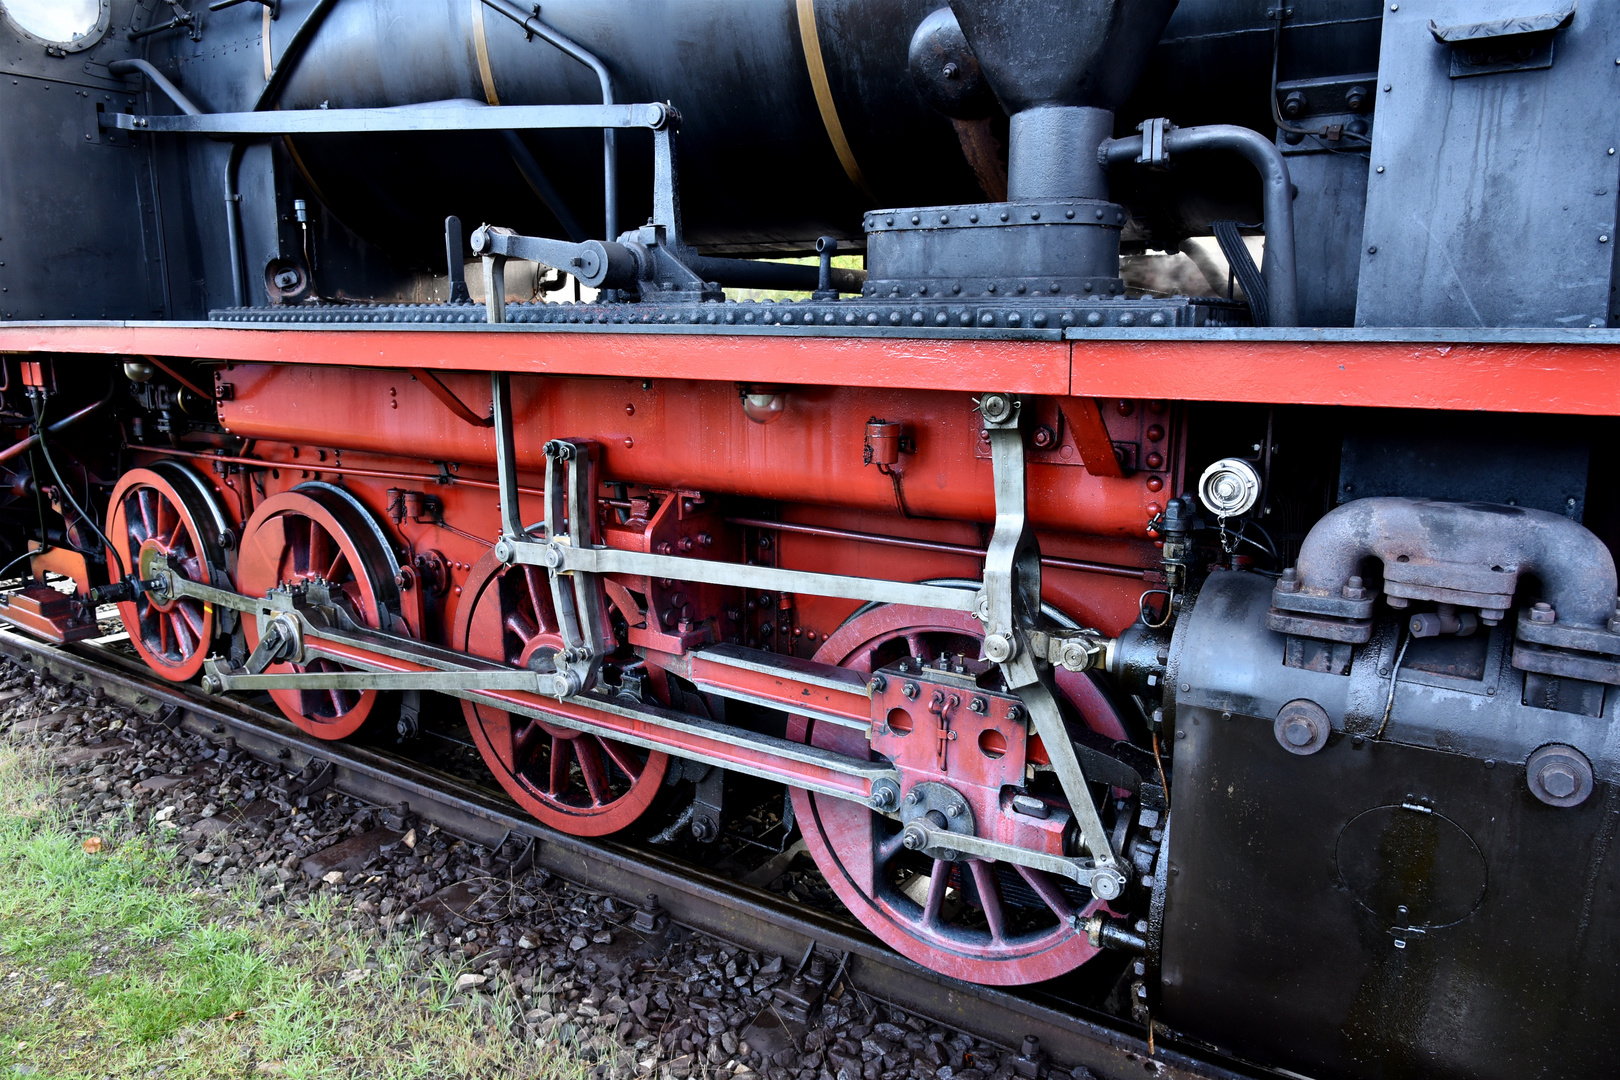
(0, 625), (1259, 1080)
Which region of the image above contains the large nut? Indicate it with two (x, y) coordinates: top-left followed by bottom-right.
(1274, 699), (1331, 756)
(1526, 744), (1593, 807)
(979, 393), (1014, 424)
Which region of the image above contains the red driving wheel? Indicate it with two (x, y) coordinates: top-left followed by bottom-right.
(234, 483), (407, 740)
(788, 603), (1130, 986)
(104, 462), (230, 682)
(455, 551), (669, 835)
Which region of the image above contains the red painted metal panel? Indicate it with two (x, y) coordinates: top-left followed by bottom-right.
(214, 363), (1164, 535)
(0, 325), (1071, 394)
(1069, 339), (1620, 416)
(5, 325), (1620, 414)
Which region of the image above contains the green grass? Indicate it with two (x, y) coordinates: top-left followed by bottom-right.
(0, 740), (616, 1079)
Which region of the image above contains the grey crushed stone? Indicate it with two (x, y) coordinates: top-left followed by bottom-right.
(0, 659), (1050, 1080)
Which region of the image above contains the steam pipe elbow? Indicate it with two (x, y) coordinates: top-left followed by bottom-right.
(1161, 125), (1298, 327)
(1100, 123), (1299, 327)
(1284, 497), (1620, 636)
(108, 59), (203, 116)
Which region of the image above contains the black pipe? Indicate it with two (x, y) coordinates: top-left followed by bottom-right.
(685, 254), (866, 294)
(225, 141), (249, 308)
(481, 0), (618, 240)
(1101, 124), (1299, 326)
(107, 60), (202, 116)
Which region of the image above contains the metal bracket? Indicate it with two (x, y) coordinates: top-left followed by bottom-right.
(274, 757), (334, 800)
(541, 438), (614, 697)
(977, 392), (1127, 900)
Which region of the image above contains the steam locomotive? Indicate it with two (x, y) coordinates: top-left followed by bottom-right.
(1, 1), (1616, 1077)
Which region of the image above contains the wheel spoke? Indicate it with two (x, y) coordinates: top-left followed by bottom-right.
(575, 737), (611, 805)
(512, 719), (541, 765)
(156, 495), (176, 543)
(875, 829), (907, 866)
(169, 610), (196, 657)
(968, 860), (1007, 943)
(137, 488), (157, 540)
(921, 858), (950, 928)
(504, 608), (538, 645)
(176, 600), (207, 639)
(599, 737), (644, 780)
(1013, 864), (1077, 924)
(157, 610), (171, 655)
(522, 566), (552, 632)
(158, 504), (183, 549)
(326, 688), (349, 716)
(306, 522), (330, 582)
(904, 632), (928, 663)
(548, 733), (573, 796)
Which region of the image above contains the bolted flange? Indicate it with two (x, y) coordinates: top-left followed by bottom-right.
(869, 777), (901, 812)
(1275, 698), (1331, 755)
(1526, 743), (1594, 807)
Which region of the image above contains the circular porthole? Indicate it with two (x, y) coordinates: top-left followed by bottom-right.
(1, 0), (109, 53)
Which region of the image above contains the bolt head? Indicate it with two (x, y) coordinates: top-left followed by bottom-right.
(1090, 872), (1123, 901)
(983, 633), (1014, 663)
(979, 394), (1013, 424)
(1526, 743), (1592, 807)
(1540, 763), (1578, 800)
(1274, 699), (1331, 755)
(1530, 602), (1557, 624)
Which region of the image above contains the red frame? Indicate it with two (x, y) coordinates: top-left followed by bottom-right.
(4, 324), (1619, 414)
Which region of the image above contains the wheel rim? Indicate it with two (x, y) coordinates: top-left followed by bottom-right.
(234, 485), (404, 739)
(455, 551), (669, 835)
(788, 604), (1129, 986)
(105, 463), (228, 682)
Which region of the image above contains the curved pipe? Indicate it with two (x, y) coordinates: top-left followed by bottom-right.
(1102, 124), (1298, 327)
(1283, 497), (1618, 634)
(0, 380), (118, 468)
(107, 59), (202, 115)
(482, 0), (618, 240)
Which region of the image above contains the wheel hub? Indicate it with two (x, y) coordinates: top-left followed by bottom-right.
(104, 462), (229, 682)
(454, 550), (668, 836)
(789, 602), (1128, 986)
(233, 484), (405, 740)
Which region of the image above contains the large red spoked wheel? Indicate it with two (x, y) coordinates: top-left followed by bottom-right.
(788, 604), (1131, 986)
(105, 462), (231, 682)
(455, 551), (669, 835)
(234, 483), (407, 740)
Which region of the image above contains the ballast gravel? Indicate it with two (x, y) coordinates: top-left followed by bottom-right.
(0, 660), (1100, 1080)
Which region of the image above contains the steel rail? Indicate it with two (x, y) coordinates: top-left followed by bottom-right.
(0, 626), (1263, 1080)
